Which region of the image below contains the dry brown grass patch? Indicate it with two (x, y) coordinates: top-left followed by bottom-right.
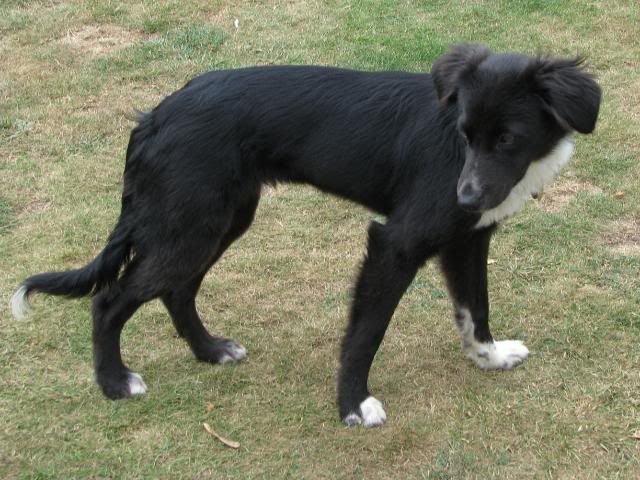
(57, 24), (148, 56)
(535, 177), (603, 213)
(602, 216), (640, 256)
(18, 198), (52, 217)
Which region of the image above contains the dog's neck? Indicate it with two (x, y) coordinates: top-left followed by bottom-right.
(474, 135), (576, 229)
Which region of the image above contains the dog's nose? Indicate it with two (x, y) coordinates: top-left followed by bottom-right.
(457, 180), (483, 212)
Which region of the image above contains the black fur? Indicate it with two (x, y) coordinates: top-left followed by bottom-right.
(14, 44), (600, 424)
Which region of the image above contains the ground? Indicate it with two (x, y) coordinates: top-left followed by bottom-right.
(1, 1), (638, 478)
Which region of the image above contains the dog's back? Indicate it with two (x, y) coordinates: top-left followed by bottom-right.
(141, 66), (459, 215)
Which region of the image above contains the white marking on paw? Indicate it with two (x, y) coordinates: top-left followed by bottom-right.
(456, 308), (529, 370)
(360, 396), (386, 426)
(343, 413), (362, 426)
(343, 396), (387, 427)
(127, 372), (147, 396)
(219, 342), (247, 364)
(475, 135), (575, 228)
(10, 285), (30, 320)
(468, 339), (529, 370)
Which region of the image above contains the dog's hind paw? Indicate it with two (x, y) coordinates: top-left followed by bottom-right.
(194, 338), (248, 364)
(343, 396), (387, 427)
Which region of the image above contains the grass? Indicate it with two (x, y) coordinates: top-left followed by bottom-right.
(1, 0), (639, 478)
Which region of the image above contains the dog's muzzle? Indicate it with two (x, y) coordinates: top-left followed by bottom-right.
(457, 178), (484, 212)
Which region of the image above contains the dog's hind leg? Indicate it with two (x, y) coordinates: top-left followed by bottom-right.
(439, 228), (529, 370)
(92, 285), (146, 399)
(338, 221), (424, 427)
(161, 194), (260, 364)
(92, 190), (257, 398)
(162, 276), (248, 364)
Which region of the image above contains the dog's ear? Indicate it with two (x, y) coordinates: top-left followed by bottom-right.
(431, 44), (491, 105)
(531, 57), (601, 134)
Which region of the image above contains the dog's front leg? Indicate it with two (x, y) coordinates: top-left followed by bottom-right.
(338, 221), (422, 427)
(440, 227), (529, 370)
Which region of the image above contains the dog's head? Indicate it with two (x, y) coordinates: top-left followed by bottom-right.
(432, 44), (601, 212)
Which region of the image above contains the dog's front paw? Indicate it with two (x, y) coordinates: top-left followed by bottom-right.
(343, 396), (387, 427)
(98, 371), (147, 399)
(217, 340), (247, 364)
(126, 371), (148, 395)
(467, 339), (529, 370)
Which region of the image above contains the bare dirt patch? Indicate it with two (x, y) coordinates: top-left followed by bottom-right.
(536, 177), (603, 213)
(57, 25), (147, 56)
(18, 197), (51, 216)
(602, 217), (640, 256)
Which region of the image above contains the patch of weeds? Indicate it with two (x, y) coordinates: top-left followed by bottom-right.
(506, 209), (590, 257)
(0, 117), (33, 140)
(491, 447), (512, 466)
(509, 0), (596, 16)
(0, 7), (31, 33)
(335, 3), (448, 70)
(585, 255), (640, 294)
(0, 196), (16, 236)
(164, 25), (225, 63)
(89, 0), (129, 22)
(422, 448), (480, 479)
(613, 313), (640, 332)
(573, 190), (625, 221)
(141, 17), (173, 35)
(91, 40), (164, 73)
(577, 149), (637, 188)
(90, 24), (225, 79)
(407, 276), (448, 301)
(64, 134), (112, 156)
(0, 0), (45, 7)
(322, 289), (350, 313)
(539, 336), (562, 352)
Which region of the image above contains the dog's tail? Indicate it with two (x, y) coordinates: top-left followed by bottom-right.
(10, 112), (152, 320)
(10, 218), (133, 319)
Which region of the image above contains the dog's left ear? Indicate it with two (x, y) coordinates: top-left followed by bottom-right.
(532, 57), (602, 134)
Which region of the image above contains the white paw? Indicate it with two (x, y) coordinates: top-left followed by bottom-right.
(343, 396), (387, 427)
(455, 308), (529, 370)
(467, 339), (529, 370)
(218, 341), (247, 364)
(127, 372), (147, 396)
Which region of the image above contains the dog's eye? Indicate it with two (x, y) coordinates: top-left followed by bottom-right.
(498, 133), (515, 146)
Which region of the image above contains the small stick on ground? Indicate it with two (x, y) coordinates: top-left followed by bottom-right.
(203, 423), (240, 449)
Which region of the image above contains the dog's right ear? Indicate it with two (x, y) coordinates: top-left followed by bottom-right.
(431, 44), (491, 105)
(530, 57), (602, 134)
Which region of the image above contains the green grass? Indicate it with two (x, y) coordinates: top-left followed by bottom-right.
(1, 1), (639, 478)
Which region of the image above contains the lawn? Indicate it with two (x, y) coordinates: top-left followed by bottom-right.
(1, 1), (638, 478)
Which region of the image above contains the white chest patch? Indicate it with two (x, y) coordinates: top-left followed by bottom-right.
(475, 135), (575, 229)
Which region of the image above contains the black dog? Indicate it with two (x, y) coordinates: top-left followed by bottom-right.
(12, 44), (600, 426)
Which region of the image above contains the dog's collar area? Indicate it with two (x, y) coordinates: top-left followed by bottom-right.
(474, 135), (576, 229)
